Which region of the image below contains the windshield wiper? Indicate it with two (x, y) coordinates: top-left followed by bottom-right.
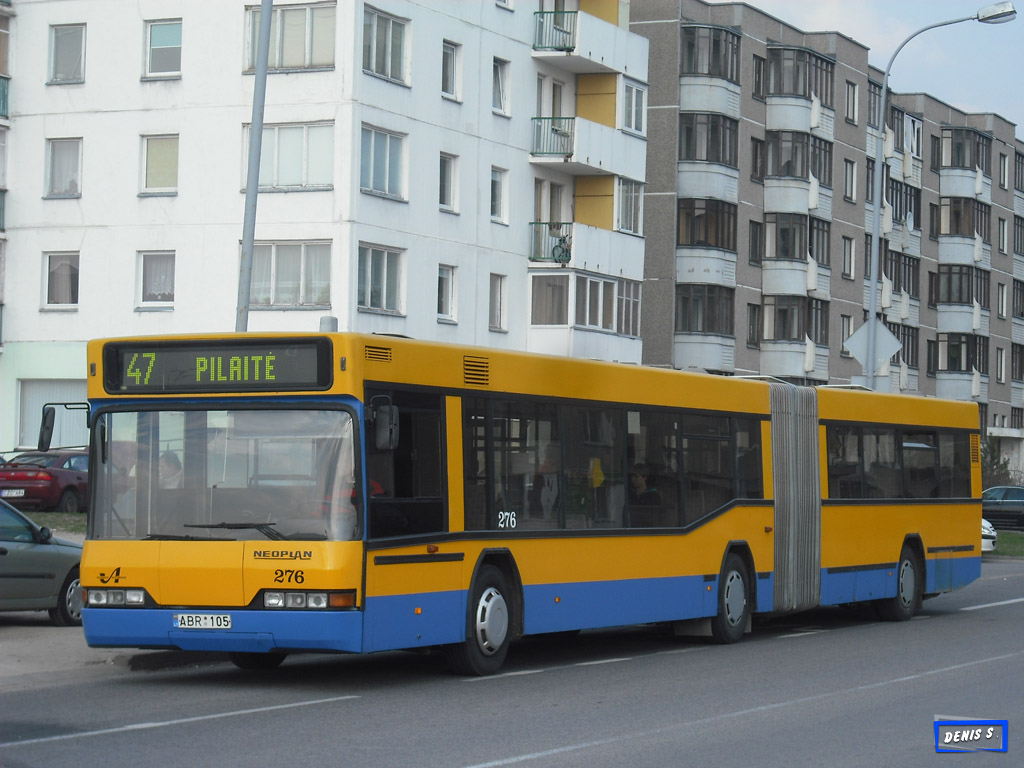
(184, 522), (287, 541)
(143, 533), (233, 541)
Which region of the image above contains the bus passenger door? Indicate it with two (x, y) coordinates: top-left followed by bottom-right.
(362, 390), (465, 652)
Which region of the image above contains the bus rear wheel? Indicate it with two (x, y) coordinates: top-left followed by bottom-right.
(230, 651), (287, 670)
(710, 553), (750, 644)
(878, 546), (920, 622)
(446, 564), (512, 676)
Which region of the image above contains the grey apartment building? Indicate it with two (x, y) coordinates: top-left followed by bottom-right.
(631, 0), (1024, 470)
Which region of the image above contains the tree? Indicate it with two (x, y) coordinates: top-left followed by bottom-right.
(981, 436), (1017, 490)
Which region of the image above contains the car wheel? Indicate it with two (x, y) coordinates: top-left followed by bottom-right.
(445, 564), (513, 676)
(230, 651), (287, 670)
(49, 567), (83, 626)
(57, 489), (80, 515)
(878, 546), (920, 622)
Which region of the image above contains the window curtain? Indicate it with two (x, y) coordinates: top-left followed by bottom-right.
(142, 253), (174, 302)
(49, 140), (80, 195)
(47, 254), (79, 304)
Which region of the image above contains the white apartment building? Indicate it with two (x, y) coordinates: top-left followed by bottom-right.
(0, 0), (649, 451)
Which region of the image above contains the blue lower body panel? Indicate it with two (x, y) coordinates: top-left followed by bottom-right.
(362, 590), (466, 653)
(819, 555), (981, 606)
(83, 608), (365, 653)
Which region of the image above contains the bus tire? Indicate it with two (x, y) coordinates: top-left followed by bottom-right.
(878, 546), (920, 622)
(710, 553), (750, 644)
(230, 651), (287, 670)
(445, 564), (512, 676)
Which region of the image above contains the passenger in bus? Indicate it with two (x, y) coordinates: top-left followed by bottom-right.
(159, 451), (183, 489)
(629, 464), (661, 506)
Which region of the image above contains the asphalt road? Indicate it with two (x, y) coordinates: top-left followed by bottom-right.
(1, 556), (1022, 768)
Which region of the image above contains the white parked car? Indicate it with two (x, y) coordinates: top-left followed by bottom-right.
(982, 518), (998, 553)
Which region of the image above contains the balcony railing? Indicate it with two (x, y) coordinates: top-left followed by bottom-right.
(0, 76), (8, 119)
(530, 222), (573, 264)
(532, 117), (575, 157)
(534, 11), (577, 51)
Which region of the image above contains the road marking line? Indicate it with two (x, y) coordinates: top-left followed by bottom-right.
(960, 596), (1024, 611)
(575, 657), (631, 666)
(462, 650), (1024, 768)
(0, 695), (359, 748)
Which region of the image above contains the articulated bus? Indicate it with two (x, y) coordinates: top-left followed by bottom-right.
(61, 333), (982, 674)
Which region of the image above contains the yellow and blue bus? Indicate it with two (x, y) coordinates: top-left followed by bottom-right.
(62, 333), (982, 674)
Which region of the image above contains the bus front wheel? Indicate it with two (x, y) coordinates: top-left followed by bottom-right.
(446, 564), (512, 676)
(878, 546), (920, 622)
(710, 553), (750, 644)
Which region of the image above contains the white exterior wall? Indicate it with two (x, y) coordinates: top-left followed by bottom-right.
(0, 0), (649, 451)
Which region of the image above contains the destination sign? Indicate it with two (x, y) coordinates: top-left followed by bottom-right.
(103, 339), (333, 393)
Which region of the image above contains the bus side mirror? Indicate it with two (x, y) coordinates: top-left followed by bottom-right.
(373, 405), (399, 451)
(38, 406), (56, 452)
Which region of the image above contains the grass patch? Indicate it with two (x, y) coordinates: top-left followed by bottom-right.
(28, 510), (88, 537)
(993, 530), (1024, 558)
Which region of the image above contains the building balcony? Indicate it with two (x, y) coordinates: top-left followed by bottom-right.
(764, 176), (832, 219)
(678, 78), (741, 119)
(673, 334), (735, 373)
(533, 11), (647, 78)
(529, 324), (642, 364)
(530, 117), (646, 179)
(675, 247), (735, 287)
(0, 75), (8, 120)
(935, 371), (986, 403)
(765, 96), (834, 141)
(937, 234), (990, 268)
(939, 167), (990, 203)
(936, 303), (988, 336)
(762, 258), (829, 300)
(677, 162), (738, 203)
(529, 221), (644, 280)
(760, 340), (829, 382)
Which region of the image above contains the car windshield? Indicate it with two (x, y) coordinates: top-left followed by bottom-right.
(92, 408), (359, 542)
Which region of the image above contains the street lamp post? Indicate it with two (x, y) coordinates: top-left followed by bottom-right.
(864, 1), (1016, 389)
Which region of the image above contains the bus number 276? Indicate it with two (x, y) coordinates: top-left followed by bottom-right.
(497, 511), (517, 529)
(274, 569), (305, 583)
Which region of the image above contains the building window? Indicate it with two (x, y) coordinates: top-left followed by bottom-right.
(145, 20), (182, 77)
(357, 244), (401, 312)
(618, 178), (643, 235)
(939, 198), (990, 242)
(904, 115), (922, 159)
(940, 128), (992, 174)
(752, 55), (766, 99)
(749, 221), (764, 265)
(492, 58), (509, 114)
(139, 251), (175, 305)
(766, 132), (832, 186)
(999, 153), (1009, 189)
(998, 282), (1007, 318)
(489, 273), (507, 331)
(749, 137), (765, 182)
(624, 81), (646, 135)
(680, 26), (740, 83)
(675, 284), (734, 335)
(933, 333), (988, 375)
(249, 3), (335, 71)
(0, 17), (8, 76)
(867, 81), (882, 128)
(1013, 279), (1024, 319)
(677, 199), (737, 251)
(679, 113), (738, 167)
(929, 265), (987, 307)
(360, 125), (404, 198)
(844, 159), (856, 201)
(617, 280), (641, 336)
(765, 213), (806, 261)
(1015, 216), (1024, 256)
(441, 40), (460, 99)
(363, 7), (405, 82)
(531, 274), (569, 325)
(45, 252), (80, 307)
(842, 236), (855, 279)
(747, 303), (761, 347)
(809, 217), (830, 266)
(883, 250), (920, 299)
(439, 153), (458, 212)
(490, 167), (507, 222)
(767, 48), (834, 107)
(437, 265), (455, 320)
(142, 135), (179, 194)
(840, 315), (852, 356)
(764, 296), (828, 344)
(1013, 344), (1024, 382)
(256, 123), (333, 190)
(1013, 407), (1024, 429)
(997, 347), (1006, 383)
(575, 275), (616, 330)
(49, 24), (85, 84)
(999, 218), (1008, 254)
(1016, 151), (1024, 193)
(845, 81), (858, 123)
(252, 241), (331, 307)
(46, 138), (82, 197)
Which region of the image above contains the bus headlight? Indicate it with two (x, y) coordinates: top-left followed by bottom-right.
(87, 588), (146, 606)
(262, 591), (349, 609)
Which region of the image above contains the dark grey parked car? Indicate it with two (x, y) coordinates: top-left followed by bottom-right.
(981, 486), (1024, 531)
(0, 499), (82, 625)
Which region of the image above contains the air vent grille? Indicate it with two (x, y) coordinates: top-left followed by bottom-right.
(971, 433), (981, 464)
(464, 355), (490, 387)
(364, 345), (393, 362)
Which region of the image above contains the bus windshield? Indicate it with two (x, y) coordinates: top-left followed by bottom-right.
(92, 408), (358, 542)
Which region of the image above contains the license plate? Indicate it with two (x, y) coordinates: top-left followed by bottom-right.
(0, 489), (25, 497)
(173, 613), (232, 629)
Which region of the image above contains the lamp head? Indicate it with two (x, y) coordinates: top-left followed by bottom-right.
(977, 1), (1016, 23)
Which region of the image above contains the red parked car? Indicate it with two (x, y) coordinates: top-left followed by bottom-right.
(0, 450), (89, 514)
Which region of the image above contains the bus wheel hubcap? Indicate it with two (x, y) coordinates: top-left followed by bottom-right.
(474, 588), (508, 656)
